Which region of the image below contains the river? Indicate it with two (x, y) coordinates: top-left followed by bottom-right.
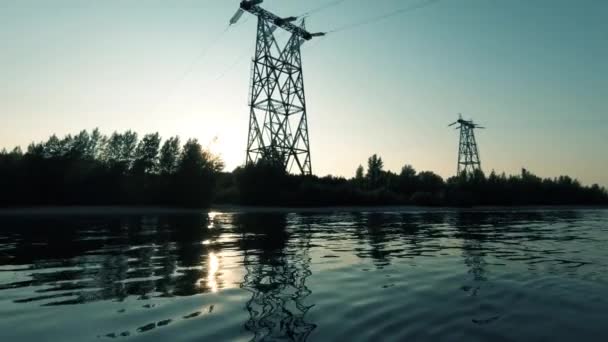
(1, 208), (607, 341)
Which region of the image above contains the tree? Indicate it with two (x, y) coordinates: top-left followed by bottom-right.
(398, 164), (417, 195)
(159, 136), (181, 175)
(69, 130), (90, 159)
(174, 139), (223, 207)
(133, 133), (161, 175)
(400, 164), (416, 178)
(103, 132), (123, 165)
(178, 139), (224, 174)
(121, 130), (138, 169)
(102, 130), (138, 172)
(43, 134), (63, 158)
(10, 146), (23, 157)
(234, 160), (289, 205)
(366, 154), (384, 188)
(26, 142), (44, 157)
(355, 165), (364, 180)
(417, 171), (444, 193)
(87, 128), (104, 160)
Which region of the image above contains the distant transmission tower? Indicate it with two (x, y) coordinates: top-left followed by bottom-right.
(449, 114), (485, 175)
(231, 0), (324, 175)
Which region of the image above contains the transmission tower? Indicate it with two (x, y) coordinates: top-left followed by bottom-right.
(449, 114), (485, 175)
(231, 0), (324, 175)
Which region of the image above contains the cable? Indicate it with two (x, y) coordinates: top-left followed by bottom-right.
(174, 25), (286, 111)
(327, 0), (440, 34)
(175, 26), (230, 85)
(213, 46), (252, 82)
(179, 17), (252, 86)
(149, 24), (233, 114)
(298, 0), (349, 18)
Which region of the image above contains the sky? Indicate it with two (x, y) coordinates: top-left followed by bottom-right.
(1, 0), (607, 186)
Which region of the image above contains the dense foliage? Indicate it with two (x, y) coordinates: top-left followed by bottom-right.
(220, 154), (608, 207)
(0, 129), (223, 208)
(2, 133), (606, 208)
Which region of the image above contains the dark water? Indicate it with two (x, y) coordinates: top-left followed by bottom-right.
(1, 208), (607, 341)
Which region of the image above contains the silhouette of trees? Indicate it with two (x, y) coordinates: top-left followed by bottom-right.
(159, 137), (181, 176)
(102, 130), (138, 173)
(234, 158), (291, 205)
(352, 164), (365, 189)
(133, 133), (161, 175)
(355, 165), (364, 180)
(229, 153), (607, 207)
(444, 168), (608, 206)
(174, 139), (224, 207)
(2, 138), (607, 208)
(366, 154), (384, 188)
(398, 164), (417, 194)
(416, 171), (444, 193)
(0, 129), (223, 208)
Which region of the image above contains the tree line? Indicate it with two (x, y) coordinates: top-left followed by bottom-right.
(218, 154), (608, 207)
(0, 129), (223, 208)
(1, 131), (607, 208)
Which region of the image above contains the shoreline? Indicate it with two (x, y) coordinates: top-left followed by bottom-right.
(0, 204), (606, 216)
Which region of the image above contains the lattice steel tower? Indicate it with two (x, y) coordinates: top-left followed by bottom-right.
(449, 114), (485, 175)
(231, 0), (324, 175)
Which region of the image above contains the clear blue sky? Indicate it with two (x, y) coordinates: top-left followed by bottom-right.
(1, 0), (607, 186)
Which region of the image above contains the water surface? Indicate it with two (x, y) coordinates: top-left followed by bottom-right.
(1, 208), (607, 341)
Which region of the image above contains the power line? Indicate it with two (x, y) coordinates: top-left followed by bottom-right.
(176, 39), (256, 112)
(298, 0), (349, 18)
(212, 43), (253, 82)
(149, 24), (235, 114)
(172, 26), (230, 86)
(327, 0), (440, 34)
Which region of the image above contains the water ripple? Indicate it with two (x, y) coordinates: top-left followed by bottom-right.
(0, 209), (607, 341)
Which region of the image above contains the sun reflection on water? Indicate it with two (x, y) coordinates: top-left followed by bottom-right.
(207, 211), (219, 228)
(207, 252), (220, 293)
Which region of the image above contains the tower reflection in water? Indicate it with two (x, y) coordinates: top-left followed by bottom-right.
(235, 213), (316, 342)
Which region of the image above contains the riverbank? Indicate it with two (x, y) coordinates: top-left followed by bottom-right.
(0, 206), (203, 216)
(1, 204), (607, 216)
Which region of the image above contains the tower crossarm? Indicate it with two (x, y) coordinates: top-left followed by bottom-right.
(240, 0), (324, 40)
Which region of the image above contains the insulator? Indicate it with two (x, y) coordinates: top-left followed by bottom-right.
(230, 9), (245, 25)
